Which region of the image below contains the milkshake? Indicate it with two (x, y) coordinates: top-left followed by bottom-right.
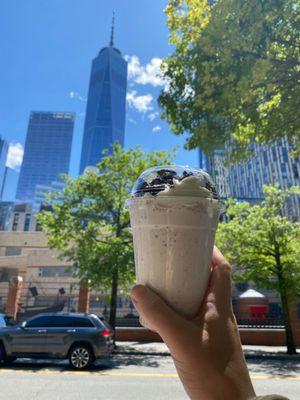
(127, 166), (222, 321)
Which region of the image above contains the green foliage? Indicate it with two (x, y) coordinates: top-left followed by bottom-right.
(159, 0), (300, 161)
(216, 185), (300, 298)
(37, 143), (175, 290)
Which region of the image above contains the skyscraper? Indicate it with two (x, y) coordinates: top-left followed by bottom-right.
(1, 167), (19, 201)
(16, 111), (75, 202)
(79, 15), (127, 174)
(0, 136), (9, 199)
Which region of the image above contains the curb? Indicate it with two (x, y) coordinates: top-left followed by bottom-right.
(113, 350), (300, 361)
(244, 353), (300, 361)
(113, 350), (170, 357)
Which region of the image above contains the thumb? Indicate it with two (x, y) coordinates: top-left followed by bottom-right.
(131, 285), (187, 341)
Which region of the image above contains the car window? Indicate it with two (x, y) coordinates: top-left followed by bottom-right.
(45, 316), (95, 328)
(26, 316), (53, 327)
(65, 317), (95, 328)
(26, 315), (95, 328)
(91, 315), (111, 330)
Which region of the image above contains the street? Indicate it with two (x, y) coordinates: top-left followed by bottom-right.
(0, 351), (299, 400)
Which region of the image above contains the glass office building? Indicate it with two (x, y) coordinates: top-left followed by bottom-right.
(79, 19), (127, 174)
(16, 112), (74, 202)
(0, 136), (9, 199)
(1, 167), (19, 201)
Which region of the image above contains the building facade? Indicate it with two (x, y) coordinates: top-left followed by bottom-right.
(0, 202), (14, 231)
(0, 136), (9, 199)
(79, 19), (127, 174)
(204, 148), (231, 198)
(7, 203), (38, 232)
(33, 180), (65, 211)
(16, 112), (74, 202)
(203, 137), (300, 220)
(1, 167), (19, 202)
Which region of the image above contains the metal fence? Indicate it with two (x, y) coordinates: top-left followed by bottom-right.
(0, 279), (292, 329)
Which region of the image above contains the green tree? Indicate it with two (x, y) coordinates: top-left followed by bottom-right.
(216, 185), (300, 354)
(159, 0), (300, 161)
(37, 144), (174, 330)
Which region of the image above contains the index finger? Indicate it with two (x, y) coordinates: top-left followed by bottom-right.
(211, 246), (231, 270)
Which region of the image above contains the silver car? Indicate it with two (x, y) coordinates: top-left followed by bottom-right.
(0, 312), (113, 369)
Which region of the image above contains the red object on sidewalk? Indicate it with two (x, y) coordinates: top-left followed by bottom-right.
(249, 305), (269, 319)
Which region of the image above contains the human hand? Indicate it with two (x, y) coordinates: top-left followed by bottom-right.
(130, 246), (256, 400)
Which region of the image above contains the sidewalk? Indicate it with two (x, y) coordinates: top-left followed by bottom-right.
(115, 341), (300, 360)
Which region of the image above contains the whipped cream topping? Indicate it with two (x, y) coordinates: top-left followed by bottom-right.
(157, 175), (213, 198)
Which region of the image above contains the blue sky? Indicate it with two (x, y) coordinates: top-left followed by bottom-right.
(0, 0), (199, 178)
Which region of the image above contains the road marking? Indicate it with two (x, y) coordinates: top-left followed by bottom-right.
(250, 374), (300, 381)
(63, 372), (179, 377)
(1, 368), (299, 380)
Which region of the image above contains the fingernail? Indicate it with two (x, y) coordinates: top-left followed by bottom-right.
(131, 284), (148, 303)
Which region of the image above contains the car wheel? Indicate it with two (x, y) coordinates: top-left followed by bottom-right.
(69, 345), (93, 370)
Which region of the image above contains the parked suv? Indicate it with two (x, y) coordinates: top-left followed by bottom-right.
(0, 312), (113, 369)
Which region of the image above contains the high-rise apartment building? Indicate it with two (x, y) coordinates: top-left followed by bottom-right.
(0, 136), (9, 199)
(203, 137), (300, 220)
(79, 16), (127, 174)
(227, 138), (299, 198)
(16, 112), (74, 202)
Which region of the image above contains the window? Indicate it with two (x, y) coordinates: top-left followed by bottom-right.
(65, 317), (95, 328)
(46, 316), (95, 328)
(37, 267), (72, 278)
(5, 247), (21, 256)
(12, 213), (19, 231)
(26, 316), (53, 327)
(282, 147), (288, 162)
(36, 223), (42, 231)
(24, 213), (31, 231)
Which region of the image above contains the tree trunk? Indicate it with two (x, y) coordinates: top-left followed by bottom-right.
(279, 288), (297, 355)
(109, 267), (118, 339)
(274, 243), (297, 355)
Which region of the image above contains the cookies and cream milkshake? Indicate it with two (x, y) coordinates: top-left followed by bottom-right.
(127, 166), (222, 321)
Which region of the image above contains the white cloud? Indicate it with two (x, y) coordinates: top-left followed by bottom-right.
(6, 142), (24, 170)
(69, 91), (87, 102)
(125, 55), (167, 87)
(152, 125), (162, 133)
(128, 117), (137, 125)
(148, 111), (159, 121)
(126, 90), (153, 113)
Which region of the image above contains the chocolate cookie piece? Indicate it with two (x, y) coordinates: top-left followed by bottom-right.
(131, 165), (219, 199)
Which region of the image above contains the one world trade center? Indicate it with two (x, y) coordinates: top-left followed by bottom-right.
(79, 15), (127, 174)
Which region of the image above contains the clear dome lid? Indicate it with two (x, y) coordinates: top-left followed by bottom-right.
(131, 165), (220, 200)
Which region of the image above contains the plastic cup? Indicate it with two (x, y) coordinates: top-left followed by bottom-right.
(127, 166), (222, 324)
